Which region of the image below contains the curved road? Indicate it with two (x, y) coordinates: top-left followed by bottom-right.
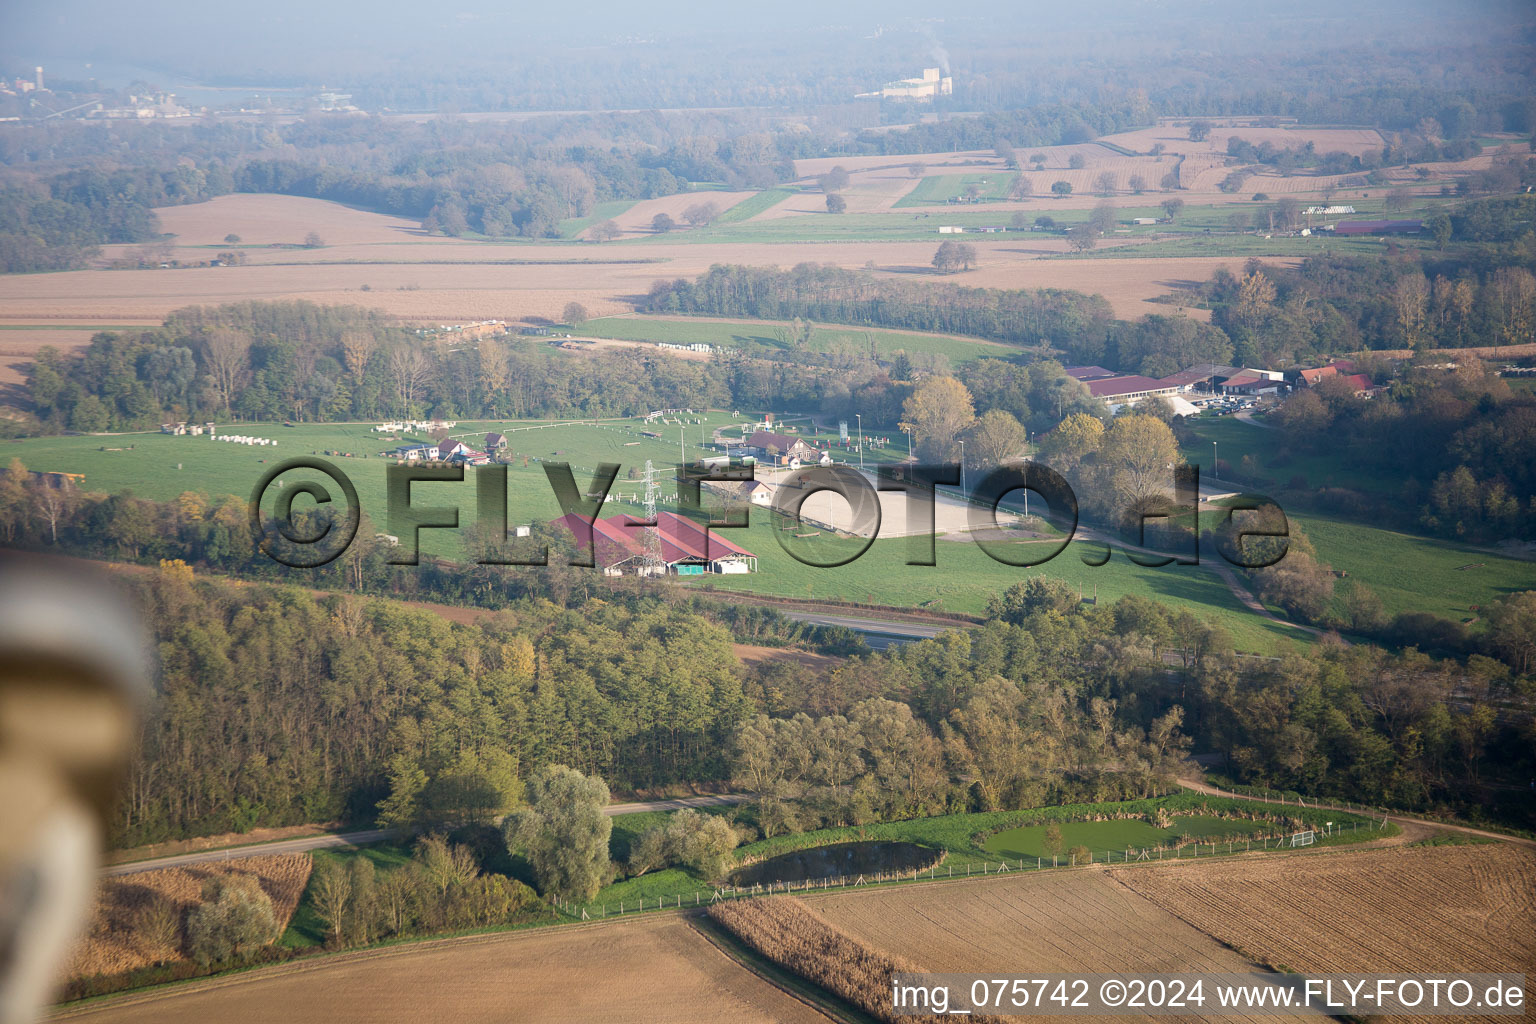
(103, 794), (751, 876)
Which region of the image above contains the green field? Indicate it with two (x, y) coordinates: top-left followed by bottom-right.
(11, 403), (1523, 651)
(1179, 417), (1533, 623)
(0, 416), (1324, 652)
(712, 188), (798, 223)
(894, 172), (1020, 208)
(598, 191), (1459, 256)
(573, 315), (1014, 366)
(982, 814), (1261, 859)
(554, 199), (639, 240)
(2, 414), (735, 556)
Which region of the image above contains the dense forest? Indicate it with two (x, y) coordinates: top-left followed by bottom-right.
(88, 562), (1536, 847)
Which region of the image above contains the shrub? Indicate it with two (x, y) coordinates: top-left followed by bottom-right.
(131, 896), (181, 957)
(184, 876), (278, 966)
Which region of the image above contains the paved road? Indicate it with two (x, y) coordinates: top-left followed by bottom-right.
(780, 610), (956, 649)
(103, 794), (752, 876)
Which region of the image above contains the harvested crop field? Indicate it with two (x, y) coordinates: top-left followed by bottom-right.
(9, 234), (1225, 323)
(810, 871), (1279, 1022)
(598, 191), (758, 237)
(53, 914), (832, 1024)
(156, 194), (429, 246)
(1111, 843), (1536, 1015)
(814, 870), (1260, 975)
(0, 246), (1240, 327)
(66, 853), (313, 980)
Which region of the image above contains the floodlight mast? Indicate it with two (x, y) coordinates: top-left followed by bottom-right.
(642, 460), (664, 575)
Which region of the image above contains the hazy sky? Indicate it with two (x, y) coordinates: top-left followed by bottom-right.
(3, 0), (1527, 88)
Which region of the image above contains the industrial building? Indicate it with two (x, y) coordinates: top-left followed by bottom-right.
(856, 67), (953, 101)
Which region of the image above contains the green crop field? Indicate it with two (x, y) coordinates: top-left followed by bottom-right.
(894, 172), (1020, 208)
(573, 315), (1014, 366)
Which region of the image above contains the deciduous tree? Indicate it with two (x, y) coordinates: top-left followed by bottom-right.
(503, 765), (612, 902)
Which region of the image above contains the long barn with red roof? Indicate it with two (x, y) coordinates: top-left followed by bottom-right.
(552, 510), (758, 576)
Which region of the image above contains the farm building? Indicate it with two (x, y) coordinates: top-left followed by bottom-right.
(703, 478), (774, 507)
(1157, 364), (1283, 395)
(1290, 359), (1356, 387)
(745, 430), (827, 466)
(552, 510), (758, 576)
(484, 432), (506, 451)
(1063, 366), (1121, 383)
(1084, 375), (1185, 406)
(1330, 219), (1423, 236)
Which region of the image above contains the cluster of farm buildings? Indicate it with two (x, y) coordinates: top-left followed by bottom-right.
(383, 431), (508, 466)
(1067, 359), (1379, 414)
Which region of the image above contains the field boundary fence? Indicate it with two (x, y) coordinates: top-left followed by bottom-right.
(551, 819), (1393, 921)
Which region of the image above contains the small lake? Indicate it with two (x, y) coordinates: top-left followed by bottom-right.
(730, 841), (943, 887)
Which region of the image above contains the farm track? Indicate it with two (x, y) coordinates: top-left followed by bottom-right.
(1179, 777), (1536, 849)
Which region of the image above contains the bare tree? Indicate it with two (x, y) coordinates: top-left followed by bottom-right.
(1094, 171), (1117, 195)
(340, 330), (376, 383)
(30, 478), (74, 545)
(682, 201), (719, 227)
(589, 219), (622, 242)
(387, 346), (433, 416)
(203, 328), (251, 416)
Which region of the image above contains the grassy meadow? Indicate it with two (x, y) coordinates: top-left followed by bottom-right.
(572, 315), (1014, 366)
(12, 406), (1527, 653)
(894, 172), (1021, 207)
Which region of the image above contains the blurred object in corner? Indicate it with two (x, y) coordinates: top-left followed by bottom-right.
(0, 556), (150, 1024)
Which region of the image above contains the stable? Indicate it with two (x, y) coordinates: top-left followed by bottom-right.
(551, 510), (758, 576)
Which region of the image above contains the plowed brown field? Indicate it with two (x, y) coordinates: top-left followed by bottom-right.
(811, 870), (1282, 1023)
(1112, 844), (1536, 1022)
(52, 915), (832, 1024)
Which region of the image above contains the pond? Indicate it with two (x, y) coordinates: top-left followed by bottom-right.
(730, 841), (943, 887)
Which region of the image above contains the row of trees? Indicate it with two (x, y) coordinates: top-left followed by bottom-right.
(731, 683), (1190, 829)
(643, 263), (1115, 352)
(309, 834), (542, 949)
